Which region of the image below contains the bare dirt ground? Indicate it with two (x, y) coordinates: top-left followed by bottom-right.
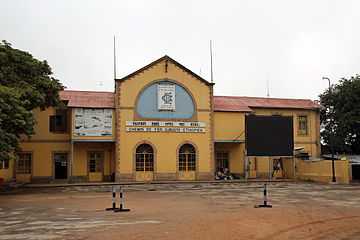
(1, 182), (360, 240)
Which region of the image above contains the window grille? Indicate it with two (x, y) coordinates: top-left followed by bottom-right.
(136, 144), (154, 172)
(179, 144), (196, 171)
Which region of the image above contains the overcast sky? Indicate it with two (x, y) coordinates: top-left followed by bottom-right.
(1, 0), (360, 101)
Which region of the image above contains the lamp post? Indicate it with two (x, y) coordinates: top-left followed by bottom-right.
(322, 77), (336, 182)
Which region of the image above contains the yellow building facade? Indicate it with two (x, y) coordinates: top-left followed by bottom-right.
(1, 56), (328, 184)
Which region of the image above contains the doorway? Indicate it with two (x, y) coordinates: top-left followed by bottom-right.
(88, 151), (104, 181)
(135, 144), (154, 181)
(54, 153), (68, 179)
(352, 165), (360, 182)
(178, 144), (196, 180)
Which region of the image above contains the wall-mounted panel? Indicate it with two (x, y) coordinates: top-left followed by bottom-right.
(74, 108), (113, 136)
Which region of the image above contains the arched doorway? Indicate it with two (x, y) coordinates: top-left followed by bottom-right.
(135, 143), (154, 181)
(178, 143), (196, 180)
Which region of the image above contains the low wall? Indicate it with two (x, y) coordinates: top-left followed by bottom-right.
(296, 159), (350, 184)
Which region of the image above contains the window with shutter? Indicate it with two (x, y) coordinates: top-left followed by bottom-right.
(49, 109), (68, 133)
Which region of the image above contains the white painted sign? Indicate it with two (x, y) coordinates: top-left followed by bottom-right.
(157, 84), (175, 110)
(126, 121), (205, 127)
(126, 127), (205, 133)
(74, 108), (113, 136)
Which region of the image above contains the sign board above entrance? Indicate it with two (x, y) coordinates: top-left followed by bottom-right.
(126, 127), (205, 133)
(126, 121), (205, 127)
(126, 121), (206, 133)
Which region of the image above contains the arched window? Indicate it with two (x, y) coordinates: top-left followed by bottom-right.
(136, 144), (154, 172)
(179, 144), (196, 171)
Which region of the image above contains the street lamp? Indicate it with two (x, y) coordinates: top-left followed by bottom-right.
(322, 77), (336, 182)
(322, 77), (331, 89)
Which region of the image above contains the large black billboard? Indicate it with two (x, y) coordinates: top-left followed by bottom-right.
(245, 115), (294, 156)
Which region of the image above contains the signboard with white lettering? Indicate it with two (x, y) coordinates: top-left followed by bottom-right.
(126, 127), (205, 133)
(157, 84), (175, 111)
(125, 121), (206, 133)
(126, 121), (205, 127)
(74, 108), (113, 136)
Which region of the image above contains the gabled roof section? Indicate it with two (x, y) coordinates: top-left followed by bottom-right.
(59, 90), (115, 108)
(214, 96), (324, 112)
(115, 55), (214, 86)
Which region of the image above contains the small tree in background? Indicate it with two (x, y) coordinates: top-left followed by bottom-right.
(319, 75), (360, 154)
(0, 40), (64, 163)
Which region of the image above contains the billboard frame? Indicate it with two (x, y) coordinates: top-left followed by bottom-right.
(244, 115), (296, 181)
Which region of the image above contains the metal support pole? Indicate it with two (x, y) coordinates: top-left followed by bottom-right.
(245, 156), (248, 181)
(255, 184), (272, 208)
(264, 184), (267, 205)
(248, 157), (251, 178)
(331, 139), (336, 182)
(293, 151), (296, 182)
(323, 77), (336, 183)
(120, 187), (123, 209)
(114, 186), (130, 212)
(269, 156), (272, 181)
(70, 141), (74, 184)
(106, 186), (119, 211)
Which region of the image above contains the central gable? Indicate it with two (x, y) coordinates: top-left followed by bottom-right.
(116, 55), (214, 121)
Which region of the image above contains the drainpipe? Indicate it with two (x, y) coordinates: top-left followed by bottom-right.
(70, 140), (74, 184)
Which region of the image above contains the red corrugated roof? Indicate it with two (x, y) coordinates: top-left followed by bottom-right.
(213, 96), (253, 112)
(59, 90), (323, 111)
(59, 90), (115, 108)
(214, 96), (323, 112)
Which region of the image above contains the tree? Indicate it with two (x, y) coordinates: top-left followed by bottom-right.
(319, 75), (360, 154)
(0, 40), (64, 163)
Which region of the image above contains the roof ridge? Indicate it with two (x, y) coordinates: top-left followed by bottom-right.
(61, 90), (114, 94)
(115, 55), (214, 86)
(214, 95), (314, 101)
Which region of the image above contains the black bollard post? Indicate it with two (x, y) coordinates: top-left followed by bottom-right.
(106, 186), (119, 211)
(255, 184), (272, 208)
(114, 186), (130, 212)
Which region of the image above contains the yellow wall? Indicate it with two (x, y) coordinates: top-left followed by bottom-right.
(29, 107), (71, 141)
(214, 112), (245, 141)
(21, 142), (70, 177)
(116, 60), (213, 180)
(296, 159), (350, 184)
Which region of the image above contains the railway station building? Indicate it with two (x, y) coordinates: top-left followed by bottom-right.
(1, 56), (326, 183)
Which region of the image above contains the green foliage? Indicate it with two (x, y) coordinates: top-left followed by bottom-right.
(319, 75), (360, 154)
(0, 40), (64, 162)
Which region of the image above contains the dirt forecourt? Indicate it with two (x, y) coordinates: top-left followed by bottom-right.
(1, 182), (360, 240)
